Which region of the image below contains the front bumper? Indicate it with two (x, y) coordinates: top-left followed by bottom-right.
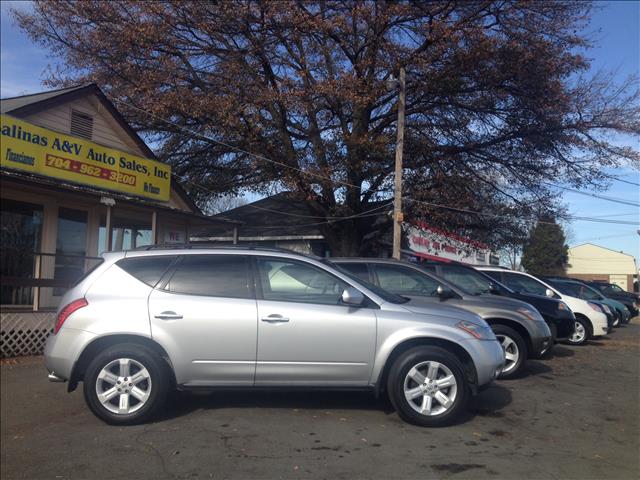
(528, 320), (553, 358)
(461, 338), (504, 390)
(546, 311), (575, 342)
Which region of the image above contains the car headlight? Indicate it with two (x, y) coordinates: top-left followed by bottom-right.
(516, 307), (544, 322)
(601, 304), (612, 314)
(587, 302), (602, 312)
(456, 321), (495, 340)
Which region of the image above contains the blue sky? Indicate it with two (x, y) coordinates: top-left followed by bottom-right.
(1, 1), (639, 258)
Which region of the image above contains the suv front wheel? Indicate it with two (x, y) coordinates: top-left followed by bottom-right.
(83, 343), (169, 425)
(387, 346), (469, 427)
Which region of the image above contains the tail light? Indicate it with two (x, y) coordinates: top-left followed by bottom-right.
(54, 298), (88, 334)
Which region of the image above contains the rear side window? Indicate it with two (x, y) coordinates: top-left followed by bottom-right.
(117, 256), (176, 287)
(165, 255), (251, 298)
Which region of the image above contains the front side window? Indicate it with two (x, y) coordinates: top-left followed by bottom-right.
(337, 263), (370, 283)
(579, 285), (603, 300)
(165, 255), (251, 298)
(604, 284), (624, 294)
(436, 265), (492, 295)
(502, 272), (549, 296)
(373, 265), (440, 296)
(258, 258), (347, 305)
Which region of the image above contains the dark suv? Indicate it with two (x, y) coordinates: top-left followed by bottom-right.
(420, 262), (575, 343)
(584, 281), (639, 317)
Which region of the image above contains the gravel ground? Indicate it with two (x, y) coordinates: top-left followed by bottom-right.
(1, 321), (639, 480)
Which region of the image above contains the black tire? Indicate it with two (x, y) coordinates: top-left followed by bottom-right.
(566, 317), (591, 346)
(387, 346), (469, 427)
(83, 343), (169, 425)
(492, 325), (527, 379)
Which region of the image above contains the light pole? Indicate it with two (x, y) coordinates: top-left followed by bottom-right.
(392, 67), (406, 260)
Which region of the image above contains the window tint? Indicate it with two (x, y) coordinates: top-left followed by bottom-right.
(374, 265), (440, 296)
(338, 263), (370, 282)
(579, 285), (602, 300)
(501, 272), (549, 296)
(258, 258), (347, 305)
(482, 270), (503, 283)
(437, 265), (492, 295)
(166, 255), (250, 298)
(118, 256), (176, 287)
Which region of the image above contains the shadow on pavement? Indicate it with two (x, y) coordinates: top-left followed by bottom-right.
(548, 345), (574, 358)
(156, 383), (513, 426)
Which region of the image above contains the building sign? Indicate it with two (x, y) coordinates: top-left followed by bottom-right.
(1, 114), (170, 201)
(164, 230), (184, 244)
(406, 221), (498, 265)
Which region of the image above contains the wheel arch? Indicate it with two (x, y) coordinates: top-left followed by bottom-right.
(374, 337), (478, 399)
(573, 313), (594, 336)
(484, 317), (532, 352)
(68, 334), (176, 392)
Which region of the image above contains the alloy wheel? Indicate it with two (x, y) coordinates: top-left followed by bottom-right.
(95, 358), (152, 415)
(403, 361), (458, 416)
(569, 321), (586, 344)
(496, 334), (519, 375)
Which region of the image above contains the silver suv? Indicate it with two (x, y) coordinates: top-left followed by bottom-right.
(45, 248), (504, 427)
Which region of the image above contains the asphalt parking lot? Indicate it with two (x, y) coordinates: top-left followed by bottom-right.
(2, 322), (639, 480)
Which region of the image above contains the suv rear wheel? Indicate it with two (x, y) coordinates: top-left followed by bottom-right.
(83, 343), (169, 425)
(387, 346), (468, 427)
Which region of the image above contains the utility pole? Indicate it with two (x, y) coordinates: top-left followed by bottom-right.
(392, 66), (406, 260)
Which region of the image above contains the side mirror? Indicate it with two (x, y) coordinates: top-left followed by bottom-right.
(488, 283), (500, 295)
(437, 285), (454, 300)
(341, 287), (365, 306)
(545, 288), (555, 298)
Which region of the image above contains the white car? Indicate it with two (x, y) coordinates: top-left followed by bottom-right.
(477, 267), (609, 345)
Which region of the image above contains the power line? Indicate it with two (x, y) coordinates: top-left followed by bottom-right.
(175, 173), (393, 227)
(110, 97), (640, 222)
(543, 182), (640, 207)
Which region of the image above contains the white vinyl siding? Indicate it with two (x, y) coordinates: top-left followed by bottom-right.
(22, 96), (144, 156)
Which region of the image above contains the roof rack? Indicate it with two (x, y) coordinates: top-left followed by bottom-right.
(132, 243), (310, 255)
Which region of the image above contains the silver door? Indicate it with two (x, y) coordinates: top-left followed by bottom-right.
(254, 257), (377, 386)
(148, 254), (257, 387)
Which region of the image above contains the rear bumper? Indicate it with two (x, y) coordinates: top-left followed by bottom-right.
(44, 327), (97, 381)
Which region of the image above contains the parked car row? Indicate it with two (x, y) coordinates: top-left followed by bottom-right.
(44, 247), (636, 429)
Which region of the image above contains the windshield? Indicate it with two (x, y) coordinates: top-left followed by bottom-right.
(322, 260), (409, 304)
(433, 265), (510, 296)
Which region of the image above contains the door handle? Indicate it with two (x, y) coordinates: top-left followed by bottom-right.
(261, 314), (290, 323)
(154, 311), (183, 320)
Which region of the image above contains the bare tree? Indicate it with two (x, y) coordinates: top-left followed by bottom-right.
(16, 1), (640, 254)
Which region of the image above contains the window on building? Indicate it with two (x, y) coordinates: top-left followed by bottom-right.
(54, 208), (88, 294)
(257, 258), (347, 305)
(373, 265), (440, 296)
(0, 199), (43, 306)
(99, 212), (153, 254)
(70, 109), (94, 140)
(165, 255), (251, 298)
